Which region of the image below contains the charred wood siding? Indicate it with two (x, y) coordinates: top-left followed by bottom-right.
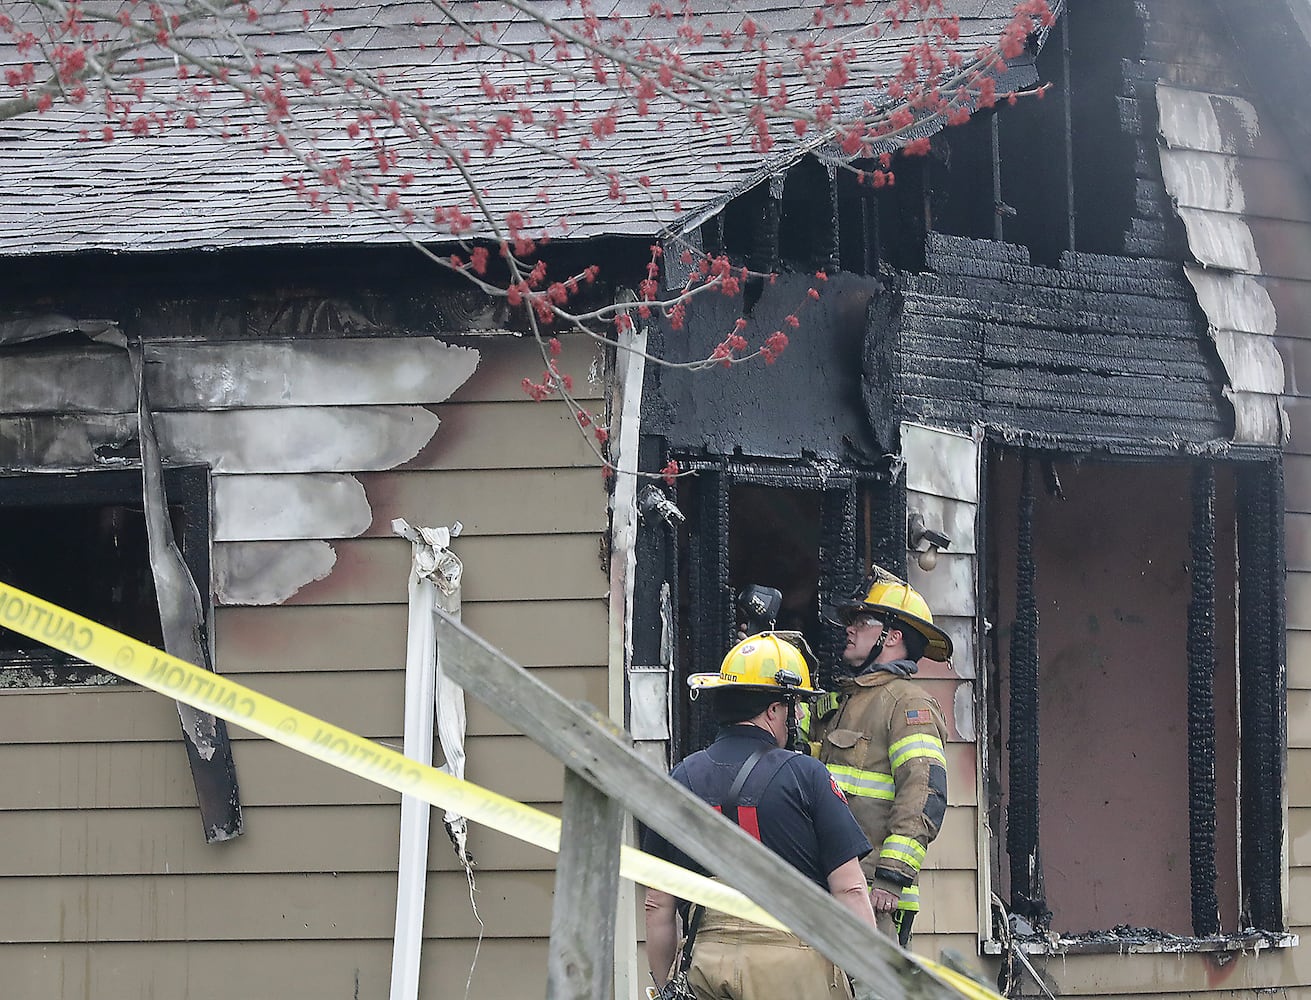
(872, 233), (1231, 447)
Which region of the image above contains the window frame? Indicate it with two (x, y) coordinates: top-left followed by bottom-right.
(976, 443), (1294, 954)
(0, 465), (211, 688)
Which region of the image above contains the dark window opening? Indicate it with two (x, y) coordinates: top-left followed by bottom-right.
(1067, 0), (1141, 256)
(778, 156), (836, 273)
(932, 0), (1141, 264)
(930, 111), (999, 242)
(985, 447), (1285, 942)
(673, 461), (900, 756)
(836, 166), (875, 275)
(0, 468), (210, 687)
(717, 179), (773, 273)
(875, 155), (928, 274)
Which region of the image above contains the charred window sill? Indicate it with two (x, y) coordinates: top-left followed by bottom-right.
(982, 931), (1298, 957)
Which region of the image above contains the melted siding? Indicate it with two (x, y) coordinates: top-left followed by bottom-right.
(0, 334), (613, 997)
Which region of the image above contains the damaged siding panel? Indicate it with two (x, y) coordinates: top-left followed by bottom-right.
(0, 330), (607, 990)
(199, 343), (609, 978)
(212, 474), (371, 542)
(903, 422), (981, 754)
(1159, 86), (1304, 450)
(0, 338), (479, 414)
(1156, 87), (1284, 160)
(1160, 147), (1311, 221)
(0, 406), (440, 473)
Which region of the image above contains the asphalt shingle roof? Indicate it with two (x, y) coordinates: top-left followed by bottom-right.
(0, 0), (1036, 255)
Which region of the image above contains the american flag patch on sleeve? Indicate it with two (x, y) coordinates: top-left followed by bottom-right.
(905, 709), (934, 725)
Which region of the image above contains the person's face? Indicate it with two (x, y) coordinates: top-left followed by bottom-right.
(842, 612), (885, 666)
(764, 700), (799, 747)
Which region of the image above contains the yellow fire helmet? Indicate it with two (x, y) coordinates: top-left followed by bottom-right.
(830, 575), (953, 662)
(687, 632), (824, 698)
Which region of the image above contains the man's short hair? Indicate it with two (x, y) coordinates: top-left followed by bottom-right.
(894, 621), (929, 663)
(709, 687), (783, 725)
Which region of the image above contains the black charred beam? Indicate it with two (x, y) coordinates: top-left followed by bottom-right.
(1187, 464), (1219, 937)
(1006, 455), (1048, 926)
(1236, 458), (1287, 931)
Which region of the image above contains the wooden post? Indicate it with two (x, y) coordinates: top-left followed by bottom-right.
(547, 769), (624, 1000)
(432, 611), (960, 1000)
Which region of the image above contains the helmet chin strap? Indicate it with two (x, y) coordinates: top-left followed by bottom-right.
(855, 618), (893, 674)
(784, 695), (801, 752)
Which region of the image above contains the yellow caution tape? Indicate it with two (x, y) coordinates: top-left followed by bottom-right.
(0, 580), (1000, 1000)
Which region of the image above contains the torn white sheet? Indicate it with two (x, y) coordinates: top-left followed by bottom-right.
(389, 518), (467, 1000)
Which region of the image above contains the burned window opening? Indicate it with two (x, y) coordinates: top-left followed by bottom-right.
(672, 459), (899, 757)
(931, 0), (1140, 264)
(704, 152), (926, 288)
(0, 467), (210, 688)
(987, 446), (1285, 944)
(929, 111), (999, 243)
(1067, 0), (1141, 257)
(778, 156), (837, 274)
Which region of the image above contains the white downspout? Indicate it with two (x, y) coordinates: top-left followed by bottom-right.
(389, 518), (468, 1000)
(608, 309), (648, 1000)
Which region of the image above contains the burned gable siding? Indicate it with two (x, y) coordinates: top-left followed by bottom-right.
(646, 271), (885, 461)
(871, 233), (1232, 449)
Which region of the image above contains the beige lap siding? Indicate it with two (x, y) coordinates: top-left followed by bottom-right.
(0, 333), (610, 999)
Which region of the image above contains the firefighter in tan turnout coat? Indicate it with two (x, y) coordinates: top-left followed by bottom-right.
(810, 573), (952, 944)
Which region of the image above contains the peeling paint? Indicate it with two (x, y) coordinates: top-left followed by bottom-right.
(0, 338), (480, 414)
(1160, 148), (1246, 215)
(213, 473), (371, 541)
(213, 540), (338, 606)
(953, 682), (976, 742)
(1174, 208), (1261, 273)
(1157, 86), (1262, 156)
(1184, 267), (1277, 336)
(903, 424), (980, 503)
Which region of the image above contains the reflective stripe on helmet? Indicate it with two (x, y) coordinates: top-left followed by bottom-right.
(888, 732), (946, 772)
(825, 763), (895, 800)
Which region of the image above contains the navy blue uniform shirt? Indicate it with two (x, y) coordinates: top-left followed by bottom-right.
(643, 723), (872, 890)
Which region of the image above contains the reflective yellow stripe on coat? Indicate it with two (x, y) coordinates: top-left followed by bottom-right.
(826, 763), (895, 801)
(888, 732), (946, 772)
(880, 833), (927, 874)
(897, 883), (920, 912)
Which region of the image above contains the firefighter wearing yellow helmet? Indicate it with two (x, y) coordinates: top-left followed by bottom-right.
(643, 632), (876, 1000)
(812, 570), (952, 946)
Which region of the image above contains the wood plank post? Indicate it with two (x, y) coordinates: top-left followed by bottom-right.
(432, 611), (963, 1000)
(547, 769), (624, 1000)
